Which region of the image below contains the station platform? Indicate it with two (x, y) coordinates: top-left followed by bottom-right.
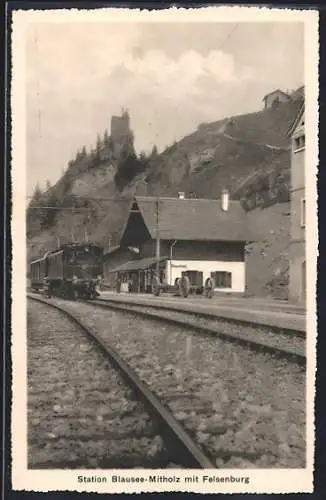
(98, 291), (306, 333)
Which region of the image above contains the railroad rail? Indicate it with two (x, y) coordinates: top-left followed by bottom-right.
(27, 293), (215, 469)
(97, 295), (306, 335)
(91, 297), (306, 366)
(98, 297), (306, 338)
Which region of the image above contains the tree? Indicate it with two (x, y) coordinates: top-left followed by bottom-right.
(139, 150), (147, 162)
(96, 133), (102, 152)
(151, 145), (158, 157)
(114, 153), (147, 191)
(103, 129), (110, 146)
(27, 182), (46, 232)
(40, 192), (60, 230)
(32, 182), (42, 202)
(80, 145), (87, 157)
(46, 179), (51, 191)
(94, 133), (103, 163)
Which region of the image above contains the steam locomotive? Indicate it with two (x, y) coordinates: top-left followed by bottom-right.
(30, 243), (103, 300)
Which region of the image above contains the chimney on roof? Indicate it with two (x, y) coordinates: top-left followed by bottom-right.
(178, 192), (185, 200)
(221, 189), (229, 212)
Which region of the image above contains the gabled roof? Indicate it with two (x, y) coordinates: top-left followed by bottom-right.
(121, 196), (256, 242)
(287, 102), (305, 137)
(262, 89), (290, 102)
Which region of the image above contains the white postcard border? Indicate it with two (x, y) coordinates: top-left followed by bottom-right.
(11, 6), (319, 494)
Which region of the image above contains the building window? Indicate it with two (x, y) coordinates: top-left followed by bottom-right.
(301, 260), (306, 301)
(211, 271), (232, 288)
(272, 96), (280, 108)
(301, 199), (306, 227)
(181, 270), (203, 287)
(294, 134), (305, 151)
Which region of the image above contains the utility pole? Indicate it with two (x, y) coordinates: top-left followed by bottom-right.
(85, 227), (89, 243)
(155, 197), (160, 279)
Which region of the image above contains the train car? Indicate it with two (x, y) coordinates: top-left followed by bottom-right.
(46, 243), (103, 300)
(30, 254), (48, 292)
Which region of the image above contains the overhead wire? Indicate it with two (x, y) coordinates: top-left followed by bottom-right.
(218, 22), (239, 51)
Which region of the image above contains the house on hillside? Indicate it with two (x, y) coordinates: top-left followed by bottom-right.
(287, 102), (306, 303)
(263, 89), (290, 109)
(110, 191), (257, 294)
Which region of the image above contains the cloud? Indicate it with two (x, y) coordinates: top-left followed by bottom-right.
(26, 22), (142, 96)
(122, 48), (252, 100)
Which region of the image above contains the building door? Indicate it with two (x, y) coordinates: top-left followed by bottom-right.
(139, 271), (146, 293)
(130, 272), (138, 293)
(301, 260), (306, 302)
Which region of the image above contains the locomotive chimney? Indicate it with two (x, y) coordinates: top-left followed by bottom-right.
(221, 189), (229, 212)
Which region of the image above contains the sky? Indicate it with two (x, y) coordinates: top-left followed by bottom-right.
(26, 20), (304, 197)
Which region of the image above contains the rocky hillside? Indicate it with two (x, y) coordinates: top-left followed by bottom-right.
(145, 97), (301, 203)
(27, 90), (303, 298)
(246, 202), (291, 299)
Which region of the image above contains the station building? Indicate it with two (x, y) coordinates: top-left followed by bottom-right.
(288, 101), (306, 303)
(102, 246), (139, 287)
(109, 192), (256, 294)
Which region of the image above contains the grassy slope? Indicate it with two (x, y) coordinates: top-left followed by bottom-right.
(27, 97), (302, 298)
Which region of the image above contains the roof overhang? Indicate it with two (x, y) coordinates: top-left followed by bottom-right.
(110, 256), (168, 273)
(287, 103), (305, 137)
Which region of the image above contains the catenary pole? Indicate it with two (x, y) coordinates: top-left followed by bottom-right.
(155, 197), (160, 279)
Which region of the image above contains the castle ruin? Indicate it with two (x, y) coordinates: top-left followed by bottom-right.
(110, 108), (134, 159)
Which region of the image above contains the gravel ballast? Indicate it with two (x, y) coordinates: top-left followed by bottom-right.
(45, 298), (306, 469)
(27, 300), (169, 469)
(99, 301), (305, 356)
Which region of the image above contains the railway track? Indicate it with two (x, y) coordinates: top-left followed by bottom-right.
(27, 292), (306, 469)
(98, 294), (306, 333)
(27, 294), (215, 469)
(92, 297), (306, 366)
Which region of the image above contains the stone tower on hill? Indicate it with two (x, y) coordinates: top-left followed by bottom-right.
(110, 108), (135, 159)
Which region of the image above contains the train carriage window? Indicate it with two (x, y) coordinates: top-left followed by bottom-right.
(211, 271), (232, 288)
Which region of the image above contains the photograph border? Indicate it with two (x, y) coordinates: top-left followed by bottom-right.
(5, 2), (323, 497)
